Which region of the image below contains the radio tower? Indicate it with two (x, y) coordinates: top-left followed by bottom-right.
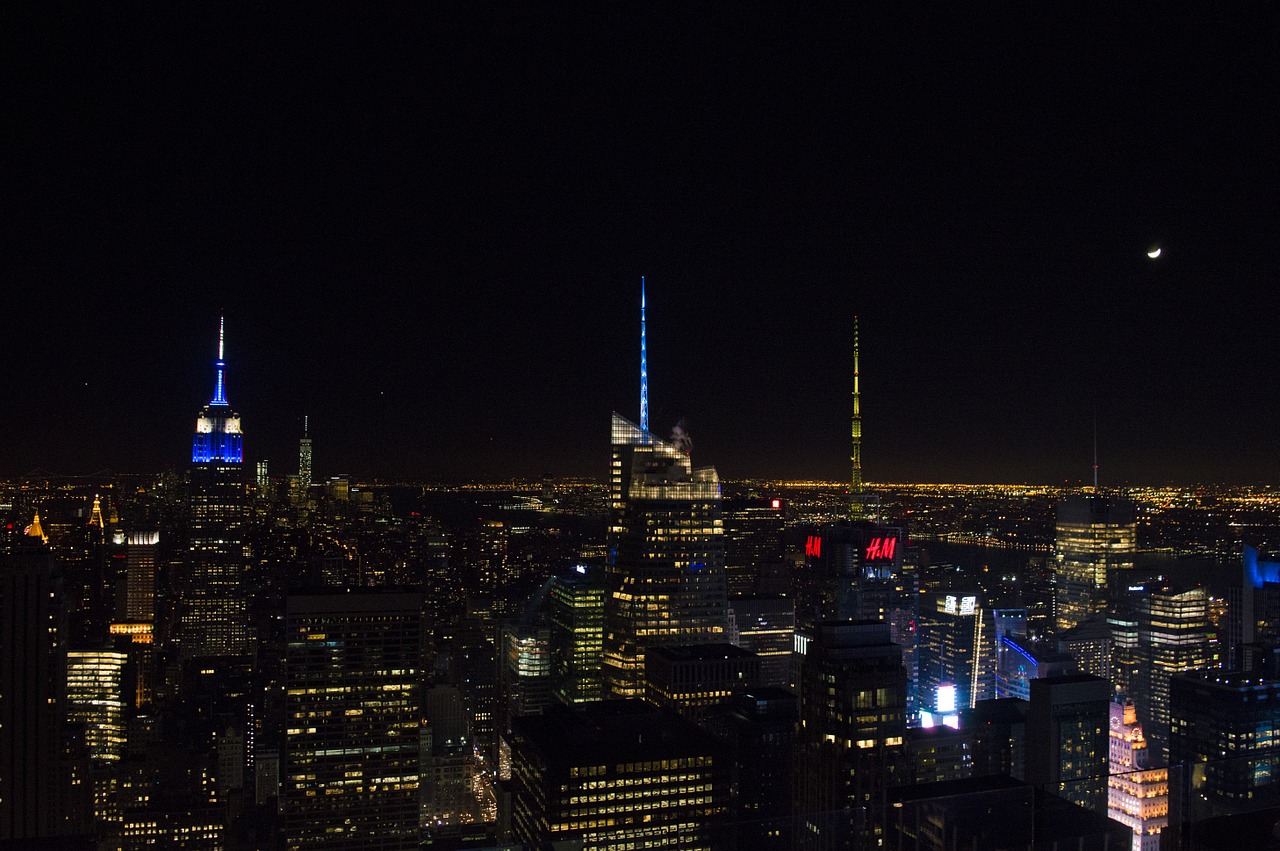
(640, 276), (649, 433)
(850, 316), (865, 520)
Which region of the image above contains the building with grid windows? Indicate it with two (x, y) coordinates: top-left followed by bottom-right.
(508, 700), (728, 850)
(282, 592), (424, 850)
(550, 566), (605, 704)
(1108, 695), (1168, 851)
(1054, 494), (1136, 632)
(603, 414), (727, 698)
(182, 319), (250, 661)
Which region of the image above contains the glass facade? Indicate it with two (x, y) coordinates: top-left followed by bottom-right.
(604, 414), (727, 698)
(1054, 494), (1136, 632)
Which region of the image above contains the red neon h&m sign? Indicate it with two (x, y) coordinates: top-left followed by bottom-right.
(805, 535), (822, 558)
(865, 536), (896, 561)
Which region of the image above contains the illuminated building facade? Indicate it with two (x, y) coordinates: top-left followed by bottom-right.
(549, 567), (605, 704)
(1025, 674), (1110, 814)
(282, 592), (424, 850)
(1108, 696), (1168, 851)
(299, 415), (312, 485)
(66, 650), (128, 764)
(182, 319), (250, 660)
(500, 622), (554, 733)
(795, 620), (907, 851)
(1231, 544), (1280, 672)
(1054, 494), (1136, 632)
(603, 413), (727, 698)
(1057, 618), (1113, 681)
(508, 700), (728, 850)
(1134, 586), (1211, 758)
(916, 591), (997, 722)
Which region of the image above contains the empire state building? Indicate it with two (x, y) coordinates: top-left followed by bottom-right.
(181, 318), (250, 660)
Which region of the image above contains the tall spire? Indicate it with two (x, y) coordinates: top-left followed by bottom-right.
(1092, 409), (1099, 492)
(850, 315), (864, 520)
(640, 277), (649, 433)
(211, 315), (228, 405)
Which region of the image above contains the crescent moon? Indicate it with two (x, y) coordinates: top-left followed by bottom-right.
(1147, 247), (1162, 259)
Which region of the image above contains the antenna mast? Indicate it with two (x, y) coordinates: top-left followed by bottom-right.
(850, 316), (864, 520)
(640, 277), (649, 432)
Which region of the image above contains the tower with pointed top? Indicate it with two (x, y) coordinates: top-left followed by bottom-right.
(602, 284), (728, 696)
(850, 316), (865, 521)
(181, 318), (250, 661)
(640, 277), (649, 433)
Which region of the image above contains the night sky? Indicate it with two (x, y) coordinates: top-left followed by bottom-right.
(7, 7), (1279, 484)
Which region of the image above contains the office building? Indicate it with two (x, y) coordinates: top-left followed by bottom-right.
(1, 537), (93, 840)
(66, 649), (128, 764)
(963, 698), (1028, 781)
(795, 621), (907, 850)
(508, 700), (728, 850)
(644, 643), (760, 723)
(1107, 696), (1167, 851)
(499, 621), (554, 734)
(887, 775), (1133, 851)
(905, 725), (974, 785)
(549, 567), (605, 704)
(703, 689), (796, 849)
(603, 413), (727, 698)
(282, 592), (424, 850)
(1230, 544), (1280, 673)
(299, 415), (312, 485)
(1134, 586), (1211, 757)
(1058, 617), (1113, 681)
(182, 318), (250, 660)
(723, 497), (786, 597)
(1025, 674), (1111, 814)
(994, 634), (1077, 701)
(729, 595), (795, 689)
(1169, 671), (1280, 815)
(1054, 494), (1136, 632)
(917, 591), (997, 722)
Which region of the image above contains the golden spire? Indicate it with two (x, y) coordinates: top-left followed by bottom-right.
(26, 510), (48, 544)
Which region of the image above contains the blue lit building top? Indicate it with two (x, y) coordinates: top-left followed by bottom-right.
(192, 317), (243, 464)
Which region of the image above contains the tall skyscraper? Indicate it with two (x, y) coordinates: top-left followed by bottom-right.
(603, 413), (727, 698)
(916, 591), (998, 720)
(850, 315), (866, 521)
(1054, 494), (1136, 632)
(1, 536), (93, 839)
(1108, 695), (1168, 851)
(299, 415), (312, 485)
(182, 318), (250, 660)
(1025, 674), (1111, 814)
(548, 567), (605, 704)
(282, 592), (424, 850)
(795, 621), (908, 851)
(1134, 585), (1211, 758)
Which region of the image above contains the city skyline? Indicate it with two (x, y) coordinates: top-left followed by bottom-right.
(7, 8), (1279, 484)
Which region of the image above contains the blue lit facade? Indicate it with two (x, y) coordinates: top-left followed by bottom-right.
(191, 326), (242, 463)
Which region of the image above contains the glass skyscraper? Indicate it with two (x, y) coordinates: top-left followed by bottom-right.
(1054, 494), (1136, 632)
(603, 413), (727, 698)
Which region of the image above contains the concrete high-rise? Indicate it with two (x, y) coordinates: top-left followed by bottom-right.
(181, 318), (250, 660)
(1054, 494), (1136, 632)
(603, 413), (727, 698)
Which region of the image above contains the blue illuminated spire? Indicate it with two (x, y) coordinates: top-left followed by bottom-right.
(212, 315), (227, 405)
(640, 277), (648, 433)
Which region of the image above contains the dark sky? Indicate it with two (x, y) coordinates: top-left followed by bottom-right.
(6, 7), (1279, 484)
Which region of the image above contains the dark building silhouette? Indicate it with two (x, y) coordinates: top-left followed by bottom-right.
(1025, 674), (1111, 815)
(795, 621), (907, 850)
